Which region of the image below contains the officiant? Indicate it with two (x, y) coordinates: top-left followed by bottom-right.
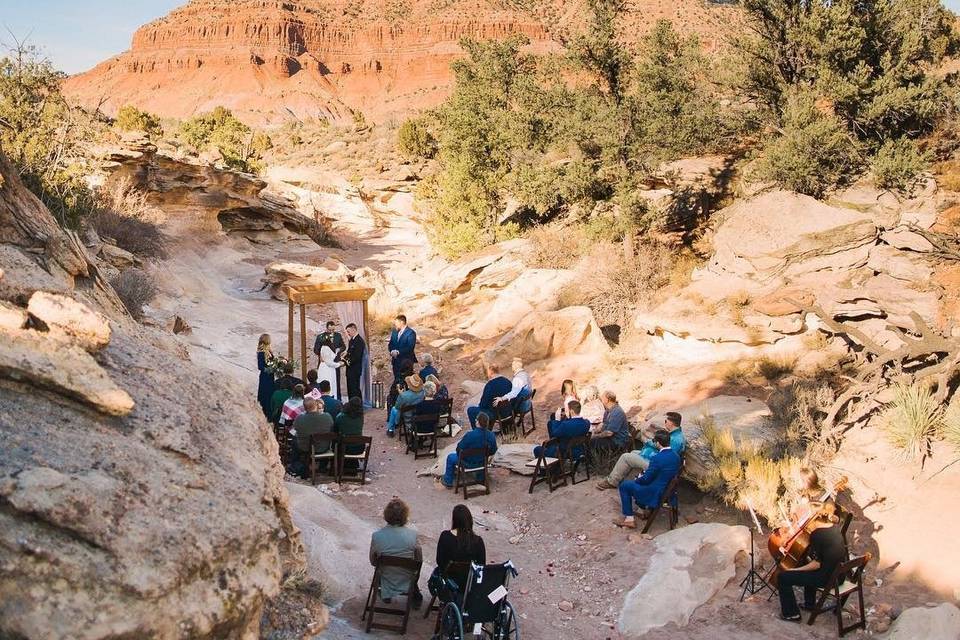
(313, 320), (346, 399)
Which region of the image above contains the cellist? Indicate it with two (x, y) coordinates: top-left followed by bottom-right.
(776, 500), (848, 622)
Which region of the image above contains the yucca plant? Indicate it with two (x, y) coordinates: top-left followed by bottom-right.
(878, 384), (943, 461)
(943, 393), (960, 453)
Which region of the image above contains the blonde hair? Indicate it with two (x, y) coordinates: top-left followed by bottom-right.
(581, 385), (599, 402)
(424, 381), (437, 397)
(257, 333), (271, 352)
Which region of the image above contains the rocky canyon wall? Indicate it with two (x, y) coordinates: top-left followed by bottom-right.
(62, 0), (737, 125)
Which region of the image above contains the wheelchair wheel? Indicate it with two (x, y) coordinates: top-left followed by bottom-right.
(438, 602), (464, 640)
(489, 600), (520, 640)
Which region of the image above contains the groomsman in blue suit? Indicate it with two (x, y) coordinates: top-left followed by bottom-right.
(613, 429), (681, 529)
(387, 314), (417, 382)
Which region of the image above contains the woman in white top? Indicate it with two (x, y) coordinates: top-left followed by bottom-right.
(579, 385), (606, 430)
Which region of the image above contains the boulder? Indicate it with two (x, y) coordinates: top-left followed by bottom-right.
(647, 396), (778, 487)
(881, 228), (935, 253)
(882, 603), (960, 640)
(99, 243), (138, 268)
(27, 291), (111, 353)
(0, 301), (27, 331)
(618, 523), (750, 637)
(483, 306), (609, 370)
(435, 239), (529, 296)
(867, 245), (933, 283)
(466, 269), (577, 339)
(708, 190), (878, 281)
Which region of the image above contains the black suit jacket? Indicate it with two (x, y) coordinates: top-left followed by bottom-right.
(345, 334), (366, 370)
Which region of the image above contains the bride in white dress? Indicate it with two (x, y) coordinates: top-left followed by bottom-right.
(317, 344), (343, 400)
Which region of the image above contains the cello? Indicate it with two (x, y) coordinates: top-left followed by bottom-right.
(766, 475), (848, 584)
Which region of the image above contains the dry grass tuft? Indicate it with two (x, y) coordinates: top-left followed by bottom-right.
(878, 384), (943, 461)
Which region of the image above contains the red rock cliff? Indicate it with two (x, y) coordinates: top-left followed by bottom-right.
(63, 0), (737, 125)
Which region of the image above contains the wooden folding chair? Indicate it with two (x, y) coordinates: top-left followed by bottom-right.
(408, 413), (441, 459)
(640, 471), (682, 534)
(808, 553), (872, 636)
(437, 398), (455, 437)
(563, 434), (592, 485)
(362, 555), (423, 634)
(454, 446), (491, 499)
(309, 432), (339, 485)
(423, 560), (472, 624)
(491, 400), (518, 438)
(338, 435), (372, 485)
(517, 389), (537, 436)
(397, 405), (417, 448)
(527, 437), (567, 493)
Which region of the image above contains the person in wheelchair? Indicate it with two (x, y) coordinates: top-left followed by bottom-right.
(431, 504), (487, 600)
(434, 559), (521, 640)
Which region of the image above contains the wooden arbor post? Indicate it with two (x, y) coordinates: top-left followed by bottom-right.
(283, 282), (376, 389)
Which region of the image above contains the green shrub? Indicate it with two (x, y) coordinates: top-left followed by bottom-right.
(178, 107), (271, 174)
(879, 384), (943, 461)
(110, 268), (158, 319)
(756, 355), (797, 382)
(397, 116), (437, 159)
(115, 105), (163, 138)
(754, 92), (862, 197)
(871, 138), (929, 193)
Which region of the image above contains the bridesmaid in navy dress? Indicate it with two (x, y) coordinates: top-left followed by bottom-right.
(257, 333), (275, 419)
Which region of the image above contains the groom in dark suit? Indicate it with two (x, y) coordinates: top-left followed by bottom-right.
(314, 320), (346, 398)
(344, 323), (366, 400)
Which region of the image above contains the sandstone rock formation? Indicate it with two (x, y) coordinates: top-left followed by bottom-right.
(881, 603), (960, 640)
(618, 523), (750, 637)
(101, 139), (327, 242)
(483, 306), (610, 370)
(0, 151), (301, 638)
(63, 0), (738, 125)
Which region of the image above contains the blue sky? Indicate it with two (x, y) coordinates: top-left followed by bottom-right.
(2, 0), (959, 75)
(1, 0), (183, 74)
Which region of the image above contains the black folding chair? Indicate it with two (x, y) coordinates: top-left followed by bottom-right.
(408, 413), (441, 459)
(563, 434), (592, 485)
(527, 437), (566, 493)
(338, 435), (372, 485)
(309, 432), (339, 484)
(362, 555), (423, 634)
(454, 446), (491, 500)
(808, 553), (872, 636)
(517, 389), (537, 436)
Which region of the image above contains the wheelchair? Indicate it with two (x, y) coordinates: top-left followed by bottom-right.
(434, 561), (520, 640)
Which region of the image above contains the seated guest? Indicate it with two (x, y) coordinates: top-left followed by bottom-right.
(591, 391), (631, 452)
(305, 369), (322, 394)
(434, 504), (487, 594)
(553, 379), (579, 420)
(426, 373), (449, 401)
(613, 429), (681, 529)
(442, 413), (497, 488)
(776, 502), (848, 622)
(370, 498), (423, 608)
(597, 411), (685, 490)
(495, 358), (532, 410)
(388, 359), (415, 409)
(414, 381), (443, 434)
(269, 377), (294, 424)
(276, 362), (304, 389)
(312, 379), (342, 417)
(386, 374), (425, 437)
(580, 385), (605, 427)
(418, 353), (439, 382)
(290, 397), (334, 476)
(534, 400), (590, 460)
(280, 384), (306, 426)
(467, 363), (512, 429)
(335, 396), (365, 467)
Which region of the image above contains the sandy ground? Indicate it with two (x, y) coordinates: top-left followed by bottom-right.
(148, 179), (959, 639)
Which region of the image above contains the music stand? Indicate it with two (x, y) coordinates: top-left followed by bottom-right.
(739, 500), (775, 601)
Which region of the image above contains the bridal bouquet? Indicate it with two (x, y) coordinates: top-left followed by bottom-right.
(265, 354), (299, 376)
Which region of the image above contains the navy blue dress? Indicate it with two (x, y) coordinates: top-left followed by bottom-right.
(257, 351), (275, 418)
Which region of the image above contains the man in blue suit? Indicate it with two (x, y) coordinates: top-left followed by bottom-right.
(441, 413), (498, 487)
(387, 314), (417, 382)
(534, 400), (591, 460)
(613, 429), (681, 529)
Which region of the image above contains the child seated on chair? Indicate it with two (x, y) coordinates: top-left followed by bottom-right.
(442, 413), (497, 488)
(370, 498), (424, 608)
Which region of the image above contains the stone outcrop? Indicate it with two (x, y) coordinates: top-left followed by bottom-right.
(618, 523), (750, 637)
(881, 603), (960, 640)
(483, 306), (610, 370)
(0, 151), (301, 639)
(101, 139), (328, 242)
(63, 0), (737, 125)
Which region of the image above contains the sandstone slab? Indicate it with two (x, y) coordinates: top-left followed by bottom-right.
(466, 268), (577, 339)
(27, 291), (112, 353)
(882, 603), (960, 640)
(619, 523), (750, 637)
(483, 306), (610, 369)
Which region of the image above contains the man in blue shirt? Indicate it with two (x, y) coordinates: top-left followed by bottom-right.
(534, 400), (591, 460)
(442, 412), (498, 487)
(467, 363), (512, 429)
(613, 429), (681, 529)
(590, 391), (630, 452)
(597, 411), (685, 490)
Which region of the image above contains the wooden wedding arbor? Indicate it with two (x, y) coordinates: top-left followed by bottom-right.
(284, 281), (375, 383)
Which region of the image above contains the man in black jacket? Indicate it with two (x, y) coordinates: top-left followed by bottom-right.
(344, 322), (366, 401)
(314, 320), (346, 398)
